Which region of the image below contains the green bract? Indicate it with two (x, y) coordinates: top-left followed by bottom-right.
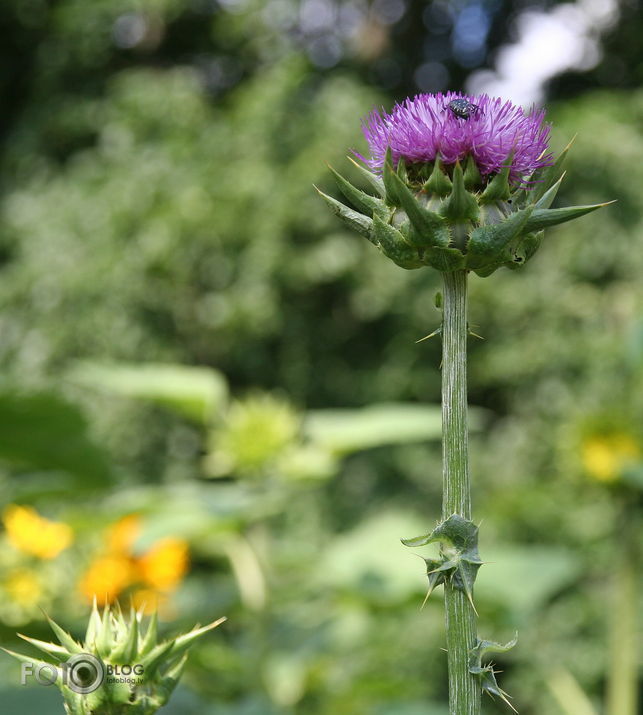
(3, 602), (226, 715)
(317, 142), (613, 277)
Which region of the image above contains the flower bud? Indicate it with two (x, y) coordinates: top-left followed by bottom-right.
(3, 601), (225, 714)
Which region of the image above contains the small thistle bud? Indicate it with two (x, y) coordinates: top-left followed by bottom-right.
(319, 92), (613, 277)
(3, 601), (225, 715)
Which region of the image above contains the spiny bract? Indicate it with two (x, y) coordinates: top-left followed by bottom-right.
(317, 93), (613, 277)
(3, 601), (225, 715)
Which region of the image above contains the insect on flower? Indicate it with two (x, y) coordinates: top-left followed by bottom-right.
(447, 98), (480, 120)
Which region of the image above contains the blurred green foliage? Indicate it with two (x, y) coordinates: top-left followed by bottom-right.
(0, 1), (642, 714)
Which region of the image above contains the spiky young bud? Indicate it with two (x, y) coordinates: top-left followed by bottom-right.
(3, 602), (225, 715)
(318, 92), (613, 276)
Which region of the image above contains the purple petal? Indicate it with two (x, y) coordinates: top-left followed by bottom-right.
(359, 92), (552, 187)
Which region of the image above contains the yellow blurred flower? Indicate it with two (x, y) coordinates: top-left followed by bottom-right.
(78, 516), (189, 606)
(137, 538), (189, 591)
(79, 554), (135, 605)
(107, 513), (141, 553)
(582, 434), (640, 482)
(130, 587), (169, 615)
(3, 568), (43, 607)
(3, 505), (73, 559)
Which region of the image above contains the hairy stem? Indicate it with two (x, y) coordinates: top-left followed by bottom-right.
(441, 269), (480, 714)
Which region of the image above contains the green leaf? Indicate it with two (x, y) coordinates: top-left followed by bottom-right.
(402, 515), (484, 609)
(171, 617), (227, 659)
(84, 599), (102, 650)
(470, 634), (518, 662)
(314, 187), (375, 242)
(44, 616), (84, 655)
(423, 155), (452, 196)
(346, 156), (386, 197)
(373, 215), (424, 269)
(524, 201), (615, 232)
(108, 610), (138, 664)
(140, 640), (176, 678)
(530, 134), (575, 204)
(383, 147), (401, 206)
(472, 263), (503, 278)
(510, 230), (544, 268)
(384, 171), (450, 248)
(327, 164), (388, 219)
(425, 246), (466, 271)
(534, 172), (566, 209)
(427, 514), (478, 551)
(0, 390), (112, 484)
(15, 635), (69, 660)
(139, 610), (159, 656)
(473, 667), (517, 713)
(480, 154), (512, 203)
(69, 361), (228, 424)
(469, 636), (519, 713)
(158, 654), (188, 706)
(440, 163), (479, 222)
(463, 155), (483, 190)
(466, 207), (534, 269)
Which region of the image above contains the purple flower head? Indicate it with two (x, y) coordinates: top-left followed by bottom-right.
(359, 92), (552, 186)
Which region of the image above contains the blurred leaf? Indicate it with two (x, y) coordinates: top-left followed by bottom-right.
(112, 483), (285, 544)
(305, 403), (482, 454)
(305, 403), (442, 454)
(0, 390), (111, 484)
(318, 511), (427, 603)
(69, 362), (228, 424)
(476, 545), (582, 615)
(545, 668), (598, 715)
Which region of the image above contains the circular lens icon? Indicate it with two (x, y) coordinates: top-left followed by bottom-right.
(66, 653), (105, 694)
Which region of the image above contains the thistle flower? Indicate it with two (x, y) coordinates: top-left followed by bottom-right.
(317, 92), (613, 277)
(3, 602), (226, 715)
(359, 93), (552, 186)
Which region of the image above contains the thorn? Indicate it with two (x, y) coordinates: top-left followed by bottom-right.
(420, 587), (433, 610)
(562, 133), (577, 153)
(468, 330), (485, 340)
(416, 326), (442, 343)
(465, 589), (479, 616)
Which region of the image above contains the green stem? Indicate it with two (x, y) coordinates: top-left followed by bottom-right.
(441, 269), (480, 714)
(606, 500), (639, 715)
